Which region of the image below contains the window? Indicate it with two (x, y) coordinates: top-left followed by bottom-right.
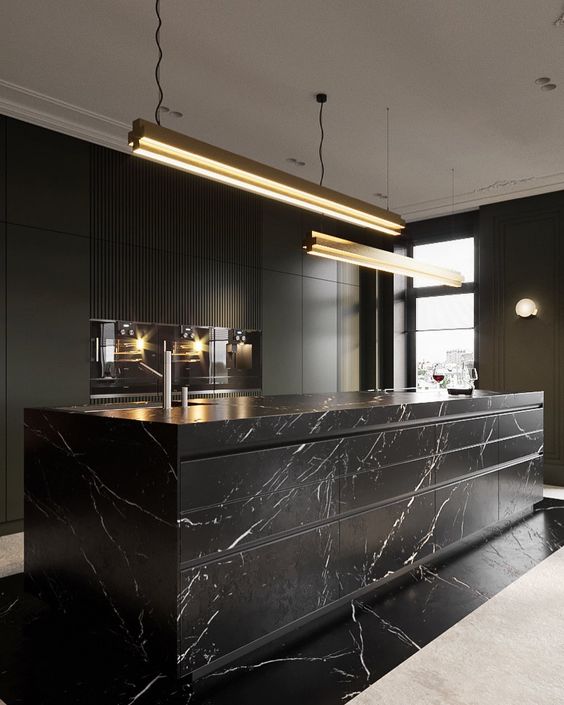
(408, 237), (476, 389)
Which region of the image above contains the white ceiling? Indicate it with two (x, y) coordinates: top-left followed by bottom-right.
(2, 0), (564, 221)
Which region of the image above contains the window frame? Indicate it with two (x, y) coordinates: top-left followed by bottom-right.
(405, 231), (479, 388)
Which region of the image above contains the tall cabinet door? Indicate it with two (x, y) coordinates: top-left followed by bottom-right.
(6, 225), (90, 521)
(0, 224), (5, 524)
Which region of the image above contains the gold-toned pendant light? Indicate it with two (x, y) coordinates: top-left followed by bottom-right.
(129, 2), (404, 236)
(303, 103), (463, 287)
(305, 232), (464, 287)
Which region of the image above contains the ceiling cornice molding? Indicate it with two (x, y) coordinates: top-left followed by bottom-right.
(399, 171), (564, 221)
(0, 79), (129, 153)
(2, 78), (564, 223)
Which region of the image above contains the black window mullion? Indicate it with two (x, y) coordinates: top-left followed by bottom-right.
(407, 235), (478, 386)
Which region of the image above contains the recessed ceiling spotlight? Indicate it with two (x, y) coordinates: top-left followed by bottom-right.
(554, 12), (564, 26)
(541, 83), (557, 91)
(159, 106), (183, 117)
(373, 192), (387, 200)
(535, 77), (551, 85)
(286, 157), (306, 167)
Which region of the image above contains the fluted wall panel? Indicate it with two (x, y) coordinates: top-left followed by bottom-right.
(90, 145), (262, 329)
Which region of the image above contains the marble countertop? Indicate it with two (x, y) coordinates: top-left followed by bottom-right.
(52, 390), (542, 427)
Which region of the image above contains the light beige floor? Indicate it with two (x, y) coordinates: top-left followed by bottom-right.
(0, 532), (23, 578)
(544, 485), (564, 500)
(349, 544), (564, 705)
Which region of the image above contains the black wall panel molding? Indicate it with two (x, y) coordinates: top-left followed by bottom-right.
(405, 211), (479, 242)
(90, 145), (262, 329)
(479, 192), (564, 483)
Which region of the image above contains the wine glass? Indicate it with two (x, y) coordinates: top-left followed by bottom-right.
(469, 367), (478, 389)
(432, 364), (446, 390)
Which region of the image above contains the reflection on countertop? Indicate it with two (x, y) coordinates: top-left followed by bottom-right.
(52, 390), (543, 427)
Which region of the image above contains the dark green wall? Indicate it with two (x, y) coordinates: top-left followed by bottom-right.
(479, 191), (564, 485)
(0, 115), (373, 535)
(408, 196), (564, 485)
(0, 118), (91, 534)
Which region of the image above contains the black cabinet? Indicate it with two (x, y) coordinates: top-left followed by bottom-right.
(262, 269), (303, 395)
(179, 524), (339, 674)
(499, 457), (544, 520)
(434, 443), (499, 484)
(303, 277), (338, 394)
(180, 478), (338, 562)
(262, 201), (303, 276)
(6, 120), (89, 236)
(436, 415), (498, 454)
(434, 473), (499, 548)
(180, 438), (341, 511)
(7, 225), (89, 520)
(498, 408), (543, 439)
(338, 493), (435, 593)
(0, 117), (5, 222)
(499, 432), (544, 464)
(0, 224), (5, 523)
(26, 392), (544, 678)
(339, 456), (435, 512)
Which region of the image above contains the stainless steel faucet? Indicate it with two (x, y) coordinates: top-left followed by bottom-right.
(138, 349), (172, 410)
(163, 350), (172, 410)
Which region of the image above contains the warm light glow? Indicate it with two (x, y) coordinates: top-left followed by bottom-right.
(515, 298), (538, 318)
(194, 339), (204, 353)
(136, 337), (145, 351)
(305, 232), (464, 287)
(129, 120), (404, 236)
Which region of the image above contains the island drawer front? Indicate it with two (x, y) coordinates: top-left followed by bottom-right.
(434, 472), (499, 549)
(434, 442), (499, 485)
(180, 425), (435, 512)
(499, 431), (543, 464)
(339, 456), (435, 513)
(338, 493), (435, 595)
(435, 415), (498, 454)
(179, 523), (339, 675)
(499, 457), (543, 519)
(498, 408), (543, 440)
(179, 478), (338, 562)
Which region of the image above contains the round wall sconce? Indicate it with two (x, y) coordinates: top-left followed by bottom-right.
(515, 298), (538, 318)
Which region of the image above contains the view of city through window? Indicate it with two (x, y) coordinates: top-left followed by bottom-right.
(412, 238), (475, 388)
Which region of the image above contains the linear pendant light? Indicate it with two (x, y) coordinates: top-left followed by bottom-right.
(128, 119), (405, 236)
(305, 232), (464, 287)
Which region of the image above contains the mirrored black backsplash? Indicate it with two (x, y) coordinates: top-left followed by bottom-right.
(90, 320), (261, 399)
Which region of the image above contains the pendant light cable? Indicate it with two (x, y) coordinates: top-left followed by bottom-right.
(451, 167), (455, 235)
(386, 107), (390, 211)
(154, 0), (164, 125)
(316, 93), (327, 186)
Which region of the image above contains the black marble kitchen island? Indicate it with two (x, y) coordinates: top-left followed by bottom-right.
(24, 390), (544, 680)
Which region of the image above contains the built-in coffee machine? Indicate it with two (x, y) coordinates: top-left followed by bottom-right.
(90, 320), (261, 401)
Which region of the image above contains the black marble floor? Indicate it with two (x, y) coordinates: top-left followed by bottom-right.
(1, 498), (564, 705)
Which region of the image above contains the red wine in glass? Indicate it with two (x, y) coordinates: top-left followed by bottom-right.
(433, 373), (445, 383)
